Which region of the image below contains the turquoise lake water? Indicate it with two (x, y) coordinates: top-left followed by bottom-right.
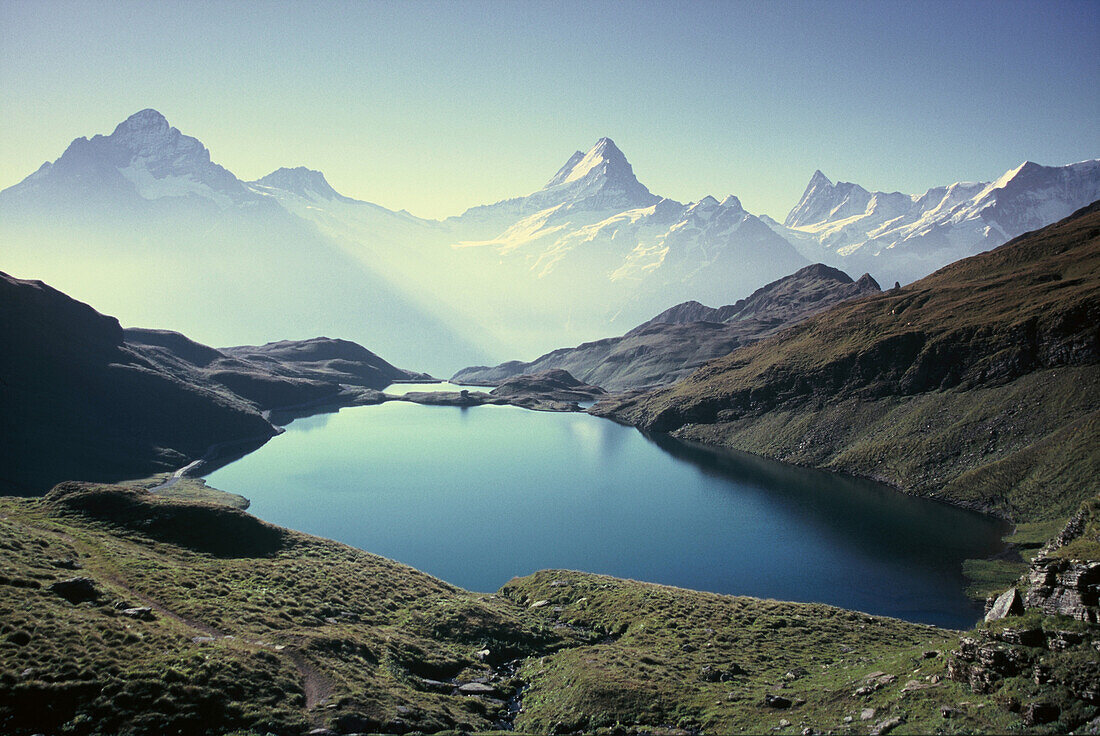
(206, 399), (1008, 628)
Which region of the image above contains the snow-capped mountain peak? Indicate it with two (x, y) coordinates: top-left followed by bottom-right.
(2, 109), (253, 207)
(785, 171), (873, 228)
(456, 137), (660, 223)
(545, 137), (629, 187)
(251, 166), (351, 202)
(528, 136), (658, 212)
(770, 158), (1100, 286)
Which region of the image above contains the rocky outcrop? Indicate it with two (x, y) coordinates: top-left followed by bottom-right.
(489, 369), (605, 402)
(1019, 502), (1100, 622)
(1023, 559), (1100, 623)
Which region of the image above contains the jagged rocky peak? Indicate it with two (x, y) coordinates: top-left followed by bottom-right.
(252, 166), (347, 201)
(785, 169), (874, 228)
(542, 137), (634, 189)
(0, 107), (254, 206)
(532, 136), (659, 211)
(104, 108), (208, 163)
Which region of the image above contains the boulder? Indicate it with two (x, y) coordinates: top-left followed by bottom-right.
(984, 588), (1024, 621)
(457, 682), (496, 695)
(764, 694), (792, 709)
(870, 716), (904, 735)
(49, 576), (99, 603)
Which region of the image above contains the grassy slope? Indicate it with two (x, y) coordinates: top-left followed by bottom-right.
(3, 484), (1095, 735)
(596, 203), (1100, 524)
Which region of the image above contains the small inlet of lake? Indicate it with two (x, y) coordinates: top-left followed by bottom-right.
(206, 389), (1009, 628)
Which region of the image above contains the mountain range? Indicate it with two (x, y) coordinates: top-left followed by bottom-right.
(595, 202), (1100, 524)
(769, 160), (1100, 285)
(2, 109), (1097, 373)
(453, 263), (881, 391)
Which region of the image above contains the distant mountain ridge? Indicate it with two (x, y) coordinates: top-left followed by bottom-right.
(453, 263), (880, 391)
(3, 108), (1096, 372)
(772, 159), (1100, 285)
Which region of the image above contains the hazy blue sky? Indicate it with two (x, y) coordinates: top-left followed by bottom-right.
(1, 0), (1097, 219)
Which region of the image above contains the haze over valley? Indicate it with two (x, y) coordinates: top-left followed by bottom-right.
(3, 110), (1098, 376)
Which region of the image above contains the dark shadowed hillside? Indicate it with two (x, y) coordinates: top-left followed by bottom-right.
(0, 272), (421, 493)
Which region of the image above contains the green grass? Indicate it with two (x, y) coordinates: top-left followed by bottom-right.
(1, 483), (1096, 735)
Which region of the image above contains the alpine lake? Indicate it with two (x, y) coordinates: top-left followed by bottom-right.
(206, 382), (1009, 629)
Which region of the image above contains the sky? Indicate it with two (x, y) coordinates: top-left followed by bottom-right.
(1, 0), (1098, 221)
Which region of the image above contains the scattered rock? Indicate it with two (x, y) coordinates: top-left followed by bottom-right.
(120, 607), (155, 621)
(778, 718), (791, 727)
(457, 682), (496, 695)
(854, 672), (896, 696)
(901, 678), (939, 693)
(860, 708), (875, 721)
(940, 705), (956, 718)
(842, 715), (853, 723)
(332, 713), (380, 733)
(700, 663), (745, 682)
(529, 599), (549, 609)
(549, 579), (570, 587)
(984, 588), (1024, 621)
(191, 636), (215, 644)
(764, 694), (792, 709)
(784, 667), (808, 681)
(1021, 702), (1060, 726)
(49, 576), (99, 603)
(475, 648), (491, 661)
(922, 649), (940, 658)
(418, 678), (452, 693)
(870, 715), (904, 735)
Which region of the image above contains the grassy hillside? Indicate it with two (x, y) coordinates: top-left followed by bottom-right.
(1, 484), (1095, 735)
(595, 202), (1100, 524)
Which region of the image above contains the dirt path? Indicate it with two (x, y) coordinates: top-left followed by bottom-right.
(27, 518), (334, 710)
